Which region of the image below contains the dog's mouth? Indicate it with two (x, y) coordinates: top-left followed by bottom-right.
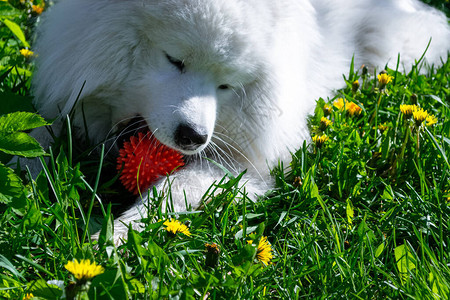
(115, 115), (211, 159)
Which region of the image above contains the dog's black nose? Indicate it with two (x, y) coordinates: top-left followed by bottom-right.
(175, 124), (208, 150)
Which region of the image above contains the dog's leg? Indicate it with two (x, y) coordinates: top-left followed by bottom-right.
(109, 161), (272, 244)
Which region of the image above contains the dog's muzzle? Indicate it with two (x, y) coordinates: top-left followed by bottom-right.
(174, 124), (208, 151)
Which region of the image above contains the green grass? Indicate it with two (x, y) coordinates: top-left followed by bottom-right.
(1, 1), (450, 299)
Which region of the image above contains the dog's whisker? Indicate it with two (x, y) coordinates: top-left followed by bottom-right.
(211, 134), (266, 183)
(103, 122), (150, 156)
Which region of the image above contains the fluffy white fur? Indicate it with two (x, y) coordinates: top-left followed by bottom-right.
(31, 0), (449, 242)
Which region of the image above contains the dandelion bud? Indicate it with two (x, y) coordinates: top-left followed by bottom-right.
(410, 93), (417, 105)
(205, 243), (220, 268)
(352, 80), (360, 93)
(23, 293), (34, 300)
(361, 65), (368, 76)
(319, 117), (332, 131)
(293, 176), (302, 187)
(323, 104), (332, 117)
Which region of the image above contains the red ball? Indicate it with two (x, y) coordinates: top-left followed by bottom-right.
(117, 132), (184, 194)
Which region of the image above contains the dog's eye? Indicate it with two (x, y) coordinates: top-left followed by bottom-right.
(165, 54), (185, 73)
(218, 84), (230, 90)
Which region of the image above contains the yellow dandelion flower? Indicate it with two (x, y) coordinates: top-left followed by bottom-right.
(377, 72), (393, 87)
(65, 259), (104, 281)
(20, 49), (34, 58)
(319, 117), (332, 130)
(378, 122), (389, 132)
(347, 102), (362, 117)
(333, 98), (346, 111)
(312, 134), (329, 148)
(32, 4), (45, 14)
(400, 104), (418, 118)
(425, 114), (438, 126)
(163, 219), (191, 236)
(323, 104), (332, 116)
(256, 236), (274, 266)
(413, 108), (428, 126)
(23, 293), (34, 300)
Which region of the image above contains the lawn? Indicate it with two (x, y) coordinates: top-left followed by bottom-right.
(1, 0), (449, 299)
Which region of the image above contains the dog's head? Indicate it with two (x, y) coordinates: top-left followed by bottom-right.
(112, 1), (270, 155)
(33, 0), (273, 157)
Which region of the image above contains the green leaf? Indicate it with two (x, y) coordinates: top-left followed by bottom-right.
(147, 239), (170, 268)
(0, 2), (22, 18)
(0, 18), (30, 48)
(0, 112), (48, 133)
(375, 243), (385, 258)
(22, 205), (42, 231)
(0, 132), (45, 157)
(232, 244), (256, 266)
(394, 244), (416, 284)
(28, 279), (64, 300)
(346, 198), (354, 226)
(98, 203), (114, 248)
(0, 112), (48, 157)
(0, 162), (27, 213)
(90, 269), (129, 300)
(302, 165), (321, 201)
(429, 271), (449, 298)
(0, 254), (24, 280)
(357, 217), (375, 243)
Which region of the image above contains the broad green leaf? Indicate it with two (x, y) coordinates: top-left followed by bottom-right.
(0, 131), (45, 157)
(302, 165), (321, 201)
(357, 217), (375, 242)
(375, 243), (385, 258)
(0, 162), (27, 213)
(346, 198), (354, 226)
(0, 112), (48, 157)
(127, 228), (149, 257)
(0, 112), (47, 133)
(90, 269), (129, 300)
(98, 203), (114, 248)
(28, 279), (64, 300)
(232, 244), (256, 266)
(22, 205), (42, 231)
(1, 18), (30, 47)
(147, 239), (169, 268)
(429, 271), (449, 298)
(394, 244), (416, 284)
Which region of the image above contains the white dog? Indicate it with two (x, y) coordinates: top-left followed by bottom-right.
(31, 0), (449, 241)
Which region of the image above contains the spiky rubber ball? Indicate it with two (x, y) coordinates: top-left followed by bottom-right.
(117, 132), (184, 194)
